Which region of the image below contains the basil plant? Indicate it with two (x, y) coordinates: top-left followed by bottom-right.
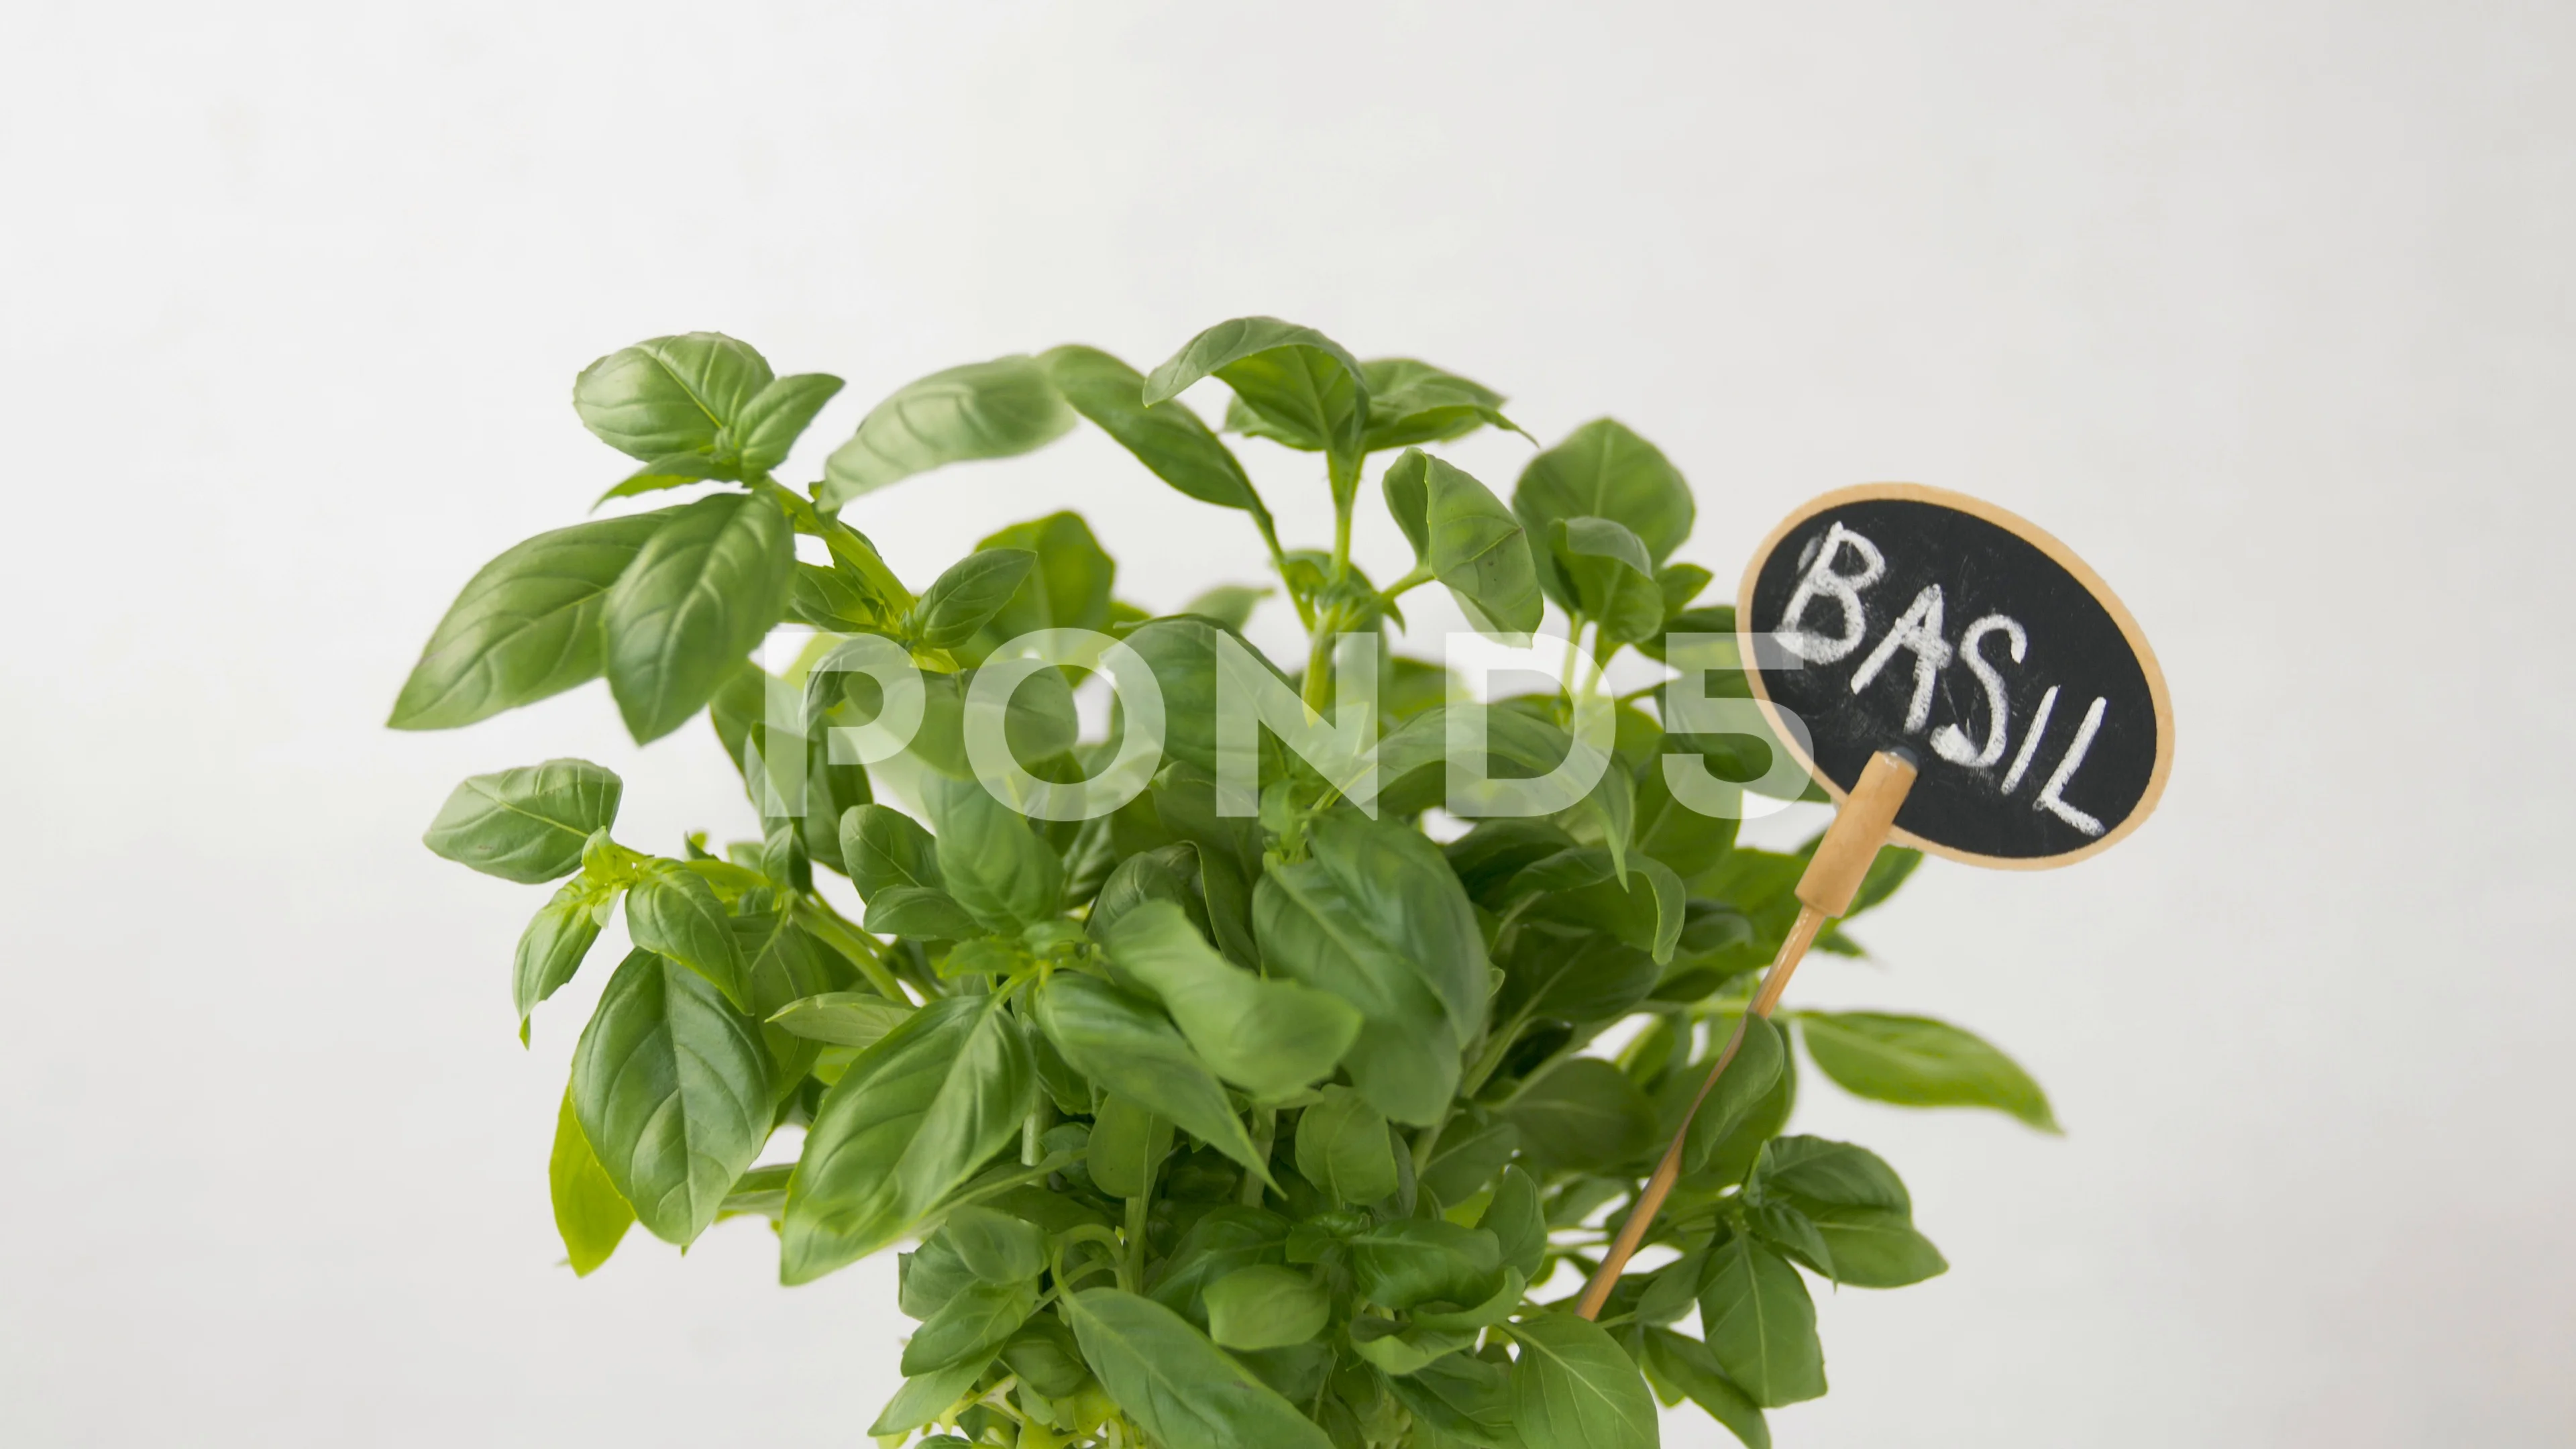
(394, 320), (2056, 1448)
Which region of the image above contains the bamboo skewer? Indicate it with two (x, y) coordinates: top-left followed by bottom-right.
(1574, 749), (1920, 1321)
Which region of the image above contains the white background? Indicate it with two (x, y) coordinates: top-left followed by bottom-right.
(3, 2), (2569, 1444)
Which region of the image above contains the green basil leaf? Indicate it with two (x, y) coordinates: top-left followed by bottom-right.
(573, 333), (773, 461)
(623, 863), (749, 1009)
(1358, 358), (1521, 453)
(912, 547), (1038, 650)
(1481, 1165), (1548, 1279)
(1697, 1237), (1825, 1407)
(868, 1352), (996, 1437)
(861, 885), (984, 941)
(1250, 812), (1487, 1126)
(1117, 615), (1241, 775)
(1633, 759), (1739, 878)
(734, 372), (846, 473)
(900, 1233), (977, 1319)
(596, 450), (742, 505)
(1040, 344), (1266, 513)
(1757, 1134), (1911, 1214)
(1799, 1012), (2059, 1130)
(730, 911), (839, 1087)
(1418, 1111), (1519, 1209)
(1799, 1204), (1947, 1288)
(547, 1085), (633, 1277)
(782, 992), (1034, 1283)
(924, 775), (1063, 931)
(1086, 1093), (1173, 1200)
(570, 950), (774, 1246)
(1292, 1084), (1398, 1206)
(1146, 1205), (1290, 1323)
(1508, 1310), (1662, 1449)
(1382, 449), (1543, 635)
(1747, 1201), (1837, 1280)
(819, 356), (1075, 507)
(1550, 516), (1664, 645)
(421, 758), (622, 883)
(1087, 844), (1212, 944)
(767, 991), (914, 1049)
(1841, 847), (1922, 918)
(1680, 1016), (1788, 1177)
(1204, 1265), (1330, 1351)
(1032, 973), (1267, 1181)
(901, 1275), (1039, 1375)
(1061, 1288), (1334, 1449)
(1502, 1057), (1656, 1174)
(514, 879), (604, 1036)
(388, 509), (669, 729)
(1388, 1350), (1518, 1447)
(1144, 317), (1371, 492)
(1513, 419), (1695, 609)
(1001, 1315), (1094, 1398)
(1347, 1219), (1504, 1312)
(841, 803), (943, 900)
(1180, 584), (1269, 632)
(602, 490), (794, 743)
(971, 511), (1116, 643)
(1644, 1328), (1770, 1449)
(1099, 901), (1361, 1097)
(944, 1204), (1046, 1283)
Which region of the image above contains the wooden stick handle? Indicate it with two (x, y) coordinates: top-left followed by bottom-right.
(1573, 749), (1918, 1320)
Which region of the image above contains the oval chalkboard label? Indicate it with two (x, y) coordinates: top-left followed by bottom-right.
(1736, 484), (2174, 868)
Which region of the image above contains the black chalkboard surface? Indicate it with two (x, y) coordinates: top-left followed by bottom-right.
(1737, 484), (2173, 867)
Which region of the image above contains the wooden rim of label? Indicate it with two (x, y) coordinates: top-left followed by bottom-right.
(1733, 482), (2176, 871)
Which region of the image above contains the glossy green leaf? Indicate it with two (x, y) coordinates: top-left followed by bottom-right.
(1800, 1204), (1947, 1288)
(1032, 973), (1267, 1181)
(1250, 812), (1487, 1126)
(570, 950), (773, 1246)
(1358, 358), (1521, 452)
(902, 1275), (1038, 1375)
(1503, 1057), (1656, 1174)
(1509, 1310), (1662, 1449)
(730, 910), (839, 1085)
(1147, 1205), (1290, 1323)
(1698, 1237), (1825, 1407)
(944, 1204), (1046, 1283)
(1204, 1265), (1329, 1351)
(1099, 901), (1360, 1097)
(1146, 317), (1370, 491)
(820, 355), (1075, 507)
(924, 775), (1063, 931)
(1087, 1093), (1173, 1199)
(388, 509), (668, 729)
(782, 992), (1033, 1284)
(1681, 1016), (1788, 1177)
(1293, 1085), (1398, 1206)
(972, 511), (1116, 643)
(1181, 584), (1269, 631)
(869, 1351), (996, 1437)
(602, 490), (794, 743)
(861, 885), (984, 941)
(1383, 449), (1543, 635)
(1418, 1111), (1519, 1209)
(573, 333), (773, 462)
(1514, 419), (1695, 609)
(547, 1085), (633, 1276)
(1799, 1012), (2059, 1130)
(1062, 1288), (1334, 1449)
(1348, 1218), (1504, 1312)
(421, 758), (621, 883)
(1483, 1165), (1548, 1279)
(1550, 517), (1664, 645)
(767, 991), (914, 1049)
(734, 372), (845, 473)
(1758, 1134), (1911, 1214)
(1644, 1328), (1769, 1449)
(912, 547), (1038, 650)
(1041, 344), (1267, 513)
(623, 863), (749, 1008)
(1389, 1351), (1519, 1447)
(513, 879), (603, 1034)
(840, 803), (943, 901)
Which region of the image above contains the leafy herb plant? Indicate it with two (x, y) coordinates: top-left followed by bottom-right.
(396, 320), (2057, 1448)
